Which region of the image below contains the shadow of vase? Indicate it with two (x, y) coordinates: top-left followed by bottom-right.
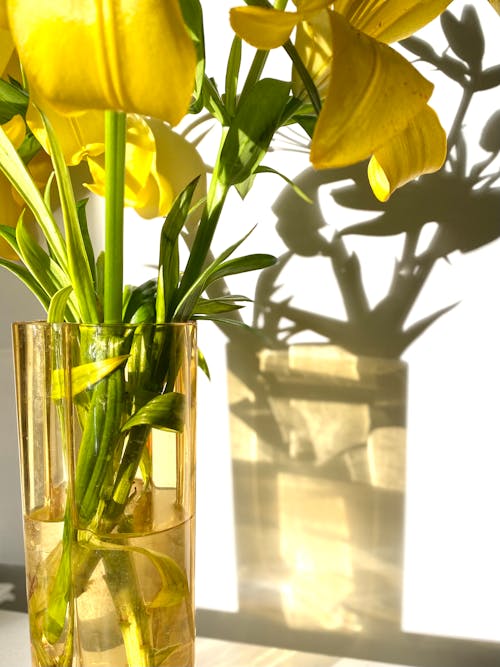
(226, 335), (407, 637)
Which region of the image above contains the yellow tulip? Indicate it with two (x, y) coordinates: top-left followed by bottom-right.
(5, 0), (196, 125)
(230, 0), (451, 199)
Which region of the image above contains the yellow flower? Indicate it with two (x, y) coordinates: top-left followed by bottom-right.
(5, 0), (196, 125)
(230, 0), (451, 200)
(85, 116), (206, 220)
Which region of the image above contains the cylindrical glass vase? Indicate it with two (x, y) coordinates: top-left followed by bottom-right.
(12, 321), (197, 667)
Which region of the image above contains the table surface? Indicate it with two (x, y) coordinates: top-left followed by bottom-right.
(0, 609), (416, 667)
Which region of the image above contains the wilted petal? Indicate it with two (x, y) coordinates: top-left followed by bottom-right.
(334, 0), (452, 42)
(310, 12), (433, 168)
(292, 11), (331, 99)
(7, 0), (196, 124)
(27, 101), (105, 165)
(368, 105), (447, 201)
(230, 6), (300, 49)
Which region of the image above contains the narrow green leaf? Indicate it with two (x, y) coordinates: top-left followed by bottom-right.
(16, 215), (79, 319)
(157, 176), (200, 321)
(218, 78), (290, 185)
(76, 198), (96, 286)
(254, 165), (313, 203)
(121, 392), (186, 433)
(0, 256), (50, 311)
(0, 79), (28, 123)
(52, 355), (129, 400)
(225, 36), (242, 117)
(47, 285), (73, 323)
(41, 109), (99, 323)
(179, 0), (206, 114)
(174, 226), (257, 320)
(0, 124), (67, 268)
(205, 253), (276, 287)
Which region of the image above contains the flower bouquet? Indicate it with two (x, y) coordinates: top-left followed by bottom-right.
(0, 1), (496, 666)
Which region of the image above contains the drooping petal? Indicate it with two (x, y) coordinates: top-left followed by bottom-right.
(310, 11), (433, 169)
(368, 105), (447, 201)
(87, 118), (206, 221)
(230, 6), (300, 49)
(334, 0), (453, 42)
(86, 115), (160, 216)
(27, 100), (105, 165)
(292, 11), (332, 100)
(6, 0), (196, 124)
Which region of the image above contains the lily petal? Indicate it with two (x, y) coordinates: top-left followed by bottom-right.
(0, 170), (21, 259)
(27, 101), (105, 166)
(86, 117), (206, 220)
(488, 0), (500, 14)
(310, 11), (433, 168)
(0, 2), (7, 29)
(334, 0), (453, 43)
(368, 105), (447, 201)
(292, 11), (331, 99)
(230, 6), (300, 49)
(0, 27), (13, 73)
(3, 113), (25, 149)
(6, 0), (196, 124)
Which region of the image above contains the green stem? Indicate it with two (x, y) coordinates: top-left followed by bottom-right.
(283, 39), (322, 115)
(104, 110), (127, 324)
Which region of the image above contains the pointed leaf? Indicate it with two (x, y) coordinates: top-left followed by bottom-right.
(47, 285), (73, 323)
(52, 355), (128, 400)
(121, 392), (186, 433)
(219, 78), (290, 185)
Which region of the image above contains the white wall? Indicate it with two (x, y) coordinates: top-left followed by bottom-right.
(0, 0), (499, 649)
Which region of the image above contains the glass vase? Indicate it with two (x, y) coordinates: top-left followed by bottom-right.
(12, 321), (197, 667)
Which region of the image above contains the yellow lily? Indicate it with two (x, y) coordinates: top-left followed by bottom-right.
(5, 0), (196, 125)
(85, 116), (206, 220)
(230, 0), (451, 199)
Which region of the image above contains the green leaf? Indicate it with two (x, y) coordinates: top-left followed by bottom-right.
(47, 285), (73, 323)
(218, 78), (290, 185)
(225, 36), (242, 118)
(52, 355), (129, 400)
(0, 256), (50, 311)
(121, 392), (186, 433)
(41, 109), (98, 323)
(173, 226), (256, 321)
(16, 215), (78, 318)
(157, 176), (200, 321)
(179, 0), (206, 115)
(254, 165), (313, 203)
(206, 253), (276, 286)
(0, 124), (67, 269)
(0, 79), (28, 124)
(194, 294), (251, 315)
(197, 348), (210, 380)
(79, 528), (189, 608)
